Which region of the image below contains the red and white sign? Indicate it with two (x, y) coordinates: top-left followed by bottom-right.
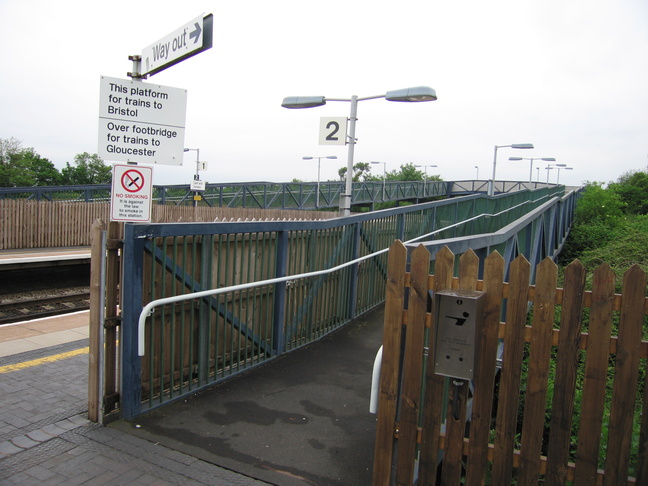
(110, 165), (153, 222)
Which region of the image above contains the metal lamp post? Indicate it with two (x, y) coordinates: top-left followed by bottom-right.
(508, 156), (556, 183)
(303, 155), (337, 207)
(557, 166), (573, 184)
(545, 163), (567, 184)
(370, 161), (387, 200)
(489, 143), (534, 196)
(474, 165), (479, 179)
(282, 86), (437, 216)
(415, 164), (438, 197)
(184, 147), (200, 207)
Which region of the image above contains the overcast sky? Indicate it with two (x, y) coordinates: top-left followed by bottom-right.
(1, 0), (647, 188)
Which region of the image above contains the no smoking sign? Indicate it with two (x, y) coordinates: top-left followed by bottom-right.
(111, 165), (153, 222)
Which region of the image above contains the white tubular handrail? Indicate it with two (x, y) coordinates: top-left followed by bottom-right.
(137, 249), (387, 356)
(369, 345), (383, 414)
(136, 197), (554, 356)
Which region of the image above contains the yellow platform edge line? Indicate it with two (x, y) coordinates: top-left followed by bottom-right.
(0, 347), (89, 374)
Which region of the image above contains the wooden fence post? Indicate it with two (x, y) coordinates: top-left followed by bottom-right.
(88, 219), (105, 422)
(372, 240), (407, 486)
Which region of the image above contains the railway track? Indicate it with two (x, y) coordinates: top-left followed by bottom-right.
(0, 292), (91, 325)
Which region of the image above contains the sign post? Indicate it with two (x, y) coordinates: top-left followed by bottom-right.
(110, 165), (153, 222)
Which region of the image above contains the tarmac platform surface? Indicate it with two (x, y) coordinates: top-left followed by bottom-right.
(0, 304), (385, 485)
(117, 305), (385, 486)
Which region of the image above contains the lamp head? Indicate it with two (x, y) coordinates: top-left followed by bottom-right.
(509, 157), (524, 161)
(385, 86), (437, 102)
(281, 96), (326, 109)
(541, 157), (556, 161)
(511, 143), (534, 149)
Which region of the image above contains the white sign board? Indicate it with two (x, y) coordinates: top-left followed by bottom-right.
(98, 76), (187, 165)
(190, 180), (206, 191)
(319, 117), (347, 145)
(110, 164), (153, 222)
(142, 15), (207, 76)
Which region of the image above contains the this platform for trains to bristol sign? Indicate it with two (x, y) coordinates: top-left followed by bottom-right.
(98, 76), (188, 166)
(110, 164), (153, 222)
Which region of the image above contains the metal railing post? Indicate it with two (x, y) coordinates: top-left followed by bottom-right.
(120, 224), (146, 420)
(347, 222), (361, 320)
(273, 230), (289, 354)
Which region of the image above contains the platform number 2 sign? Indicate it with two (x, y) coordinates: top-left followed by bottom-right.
(319, 117), (348, 146)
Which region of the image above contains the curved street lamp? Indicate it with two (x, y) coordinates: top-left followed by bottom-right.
(509, 156), (556, 183)
(369, 161), (387, 200)
(474, 165), (479, 180)
(489, 143), (534, 196)
(303, 155), (337, 207)
(415, 164), (438, 197)
(556, 166), (573, 184)
(545, 163), (567, 183)
(282, 86), (438, 216)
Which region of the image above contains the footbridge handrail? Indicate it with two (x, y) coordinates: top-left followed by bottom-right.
(136, 188), (572, 356)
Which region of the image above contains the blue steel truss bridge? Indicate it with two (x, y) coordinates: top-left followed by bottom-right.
(0, 179), (562, 212)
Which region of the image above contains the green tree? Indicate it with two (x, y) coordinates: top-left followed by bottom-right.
(0, 138), (61, 187)
(0, 137), (28, 186)
(387, 162), (424, 181)
(608, 169), (648, 215)
(338, 162), (372, 182)
(61, 153), (111, 185)
(21, 149), (61, 186)
(559, 181), (625, 260)
(573, 181), (624, 223)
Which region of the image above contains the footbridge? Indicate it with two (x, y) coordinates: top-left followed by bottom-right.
(0, 179), (555, 210)
(87, 184), (581, 422)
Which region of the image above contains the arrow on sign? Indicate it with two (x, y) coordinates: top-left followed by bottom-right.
(189, 22), (202, 44)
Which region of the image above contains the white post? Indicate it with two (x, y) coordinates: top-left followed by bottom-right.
(341, 95), (358, 216)
(528, 159), (534, 184)
(316, 158), (321, 208)
(489, 145), (499, 196)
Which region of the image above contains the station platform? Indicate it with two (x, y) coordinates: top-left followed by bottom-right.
(0, 247), (91, 268)
(0, 305), (385, 485)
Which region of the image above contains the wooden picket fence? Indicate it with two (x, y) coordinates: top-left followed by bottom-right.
(0, 199), (336, 250)
(373, 241), (647, 485)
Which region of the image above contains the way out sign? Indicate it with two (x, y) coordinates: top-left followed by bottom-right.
(111, 165), (153, 222)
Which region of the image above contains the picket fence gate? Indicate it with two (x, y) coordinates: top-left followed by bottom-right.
(373, 241), (647, 485)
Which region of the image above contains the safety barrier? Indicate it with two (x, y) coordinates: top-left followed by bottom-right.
(89, 186), (574, 420)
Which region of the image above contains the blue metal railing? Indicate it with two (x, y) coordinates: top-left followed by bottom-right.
(0, 179), (562, 208)
(115, 186), (576, 418)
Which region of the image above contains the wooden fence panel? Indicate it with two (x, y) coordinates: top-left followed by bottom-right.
(395, 244), (432, 486)
(545, 259), (587, 484)
(373, 247), (646, 485)
(518, 258), (558, 485)
(372, 241), (407, 486)
(574, 264), (616, 486)
(605, 265), (647, 483)
(440, 250), (477, 486)
(491, 255), (531, 484)
(464, 250), (504, 486)
(0, 200), (336, 250)
(418, 247), (455, 485)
